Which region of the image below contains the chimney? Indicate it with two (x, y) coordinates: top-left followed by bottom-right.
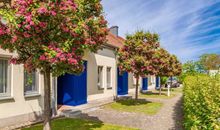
(110, 26), (119, 36)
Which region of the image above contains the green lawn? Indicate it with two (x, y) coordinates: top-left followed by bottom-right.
(140, 87), (183, 99)
(105, 99), (162, 115)
(22, 118), (138, 130)
(140, 92), (176, 99)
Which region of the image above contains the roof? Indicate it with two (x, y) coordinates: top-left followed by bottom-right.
(106, 32), (124, 48)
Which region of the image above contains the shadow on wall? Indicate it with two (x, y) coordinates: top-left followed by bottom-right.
(128, 74), (136, 89)
(87, 53), (104, 95)
(0, 98), (15, 104)
(26, 96), (44, 122)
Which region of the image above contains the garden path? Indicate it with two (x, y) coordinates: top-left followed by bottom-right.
(77, 93), (184, 130)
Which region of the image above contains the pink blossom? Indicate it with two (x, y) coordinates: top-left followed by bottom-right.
(39, 55), (46, 61)
(60, 57), (66, 61)
(37, 7), (47, 14)
(68, 58), (77, 64)
(6, 28), (10, 33)
(39, 22), (47, 28)
(61, 26), (69, 32)
(67, 53), (72, 58)
(11, 36), (18, 43)
(50, 11), (57, 16)
(56, 52), (62, 57)
(25, 25), (31, 30)
(0, 29), (5, 35)
(30, 21), (35, 26)
(17, 24), (21, 28)
(25, 15), (32, 22)
(10, 58), (17, 64)
(49, 58), (57, 63)
(23, 32), (31, 38)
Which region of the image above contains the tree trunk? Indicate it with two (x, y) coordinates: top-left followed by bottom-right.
(159, 85), (162, 95)
(168, 76), (173, 97)
(171, 76), (173, 87)
(43, 68), (51, 130)
(135, 76), (139, 100)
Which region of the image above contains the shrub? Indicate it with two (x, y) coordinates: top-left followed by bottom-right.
(183, 74), (220, 130)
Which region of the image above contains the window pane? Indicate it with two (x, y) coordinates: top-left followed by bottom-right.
(24, 70), (37, 93)
(107, 67), (111, 88)
(98, 66), (103, 88)
(0, 59), (8, 94)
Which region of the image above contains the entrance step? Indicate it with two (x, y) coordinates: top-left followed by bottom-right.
(116, 95), (132, 100)
(58, 97), (114, 118)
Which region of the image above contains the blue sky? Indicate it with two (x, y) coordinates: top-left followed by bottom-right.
(101, 0), (220, 62)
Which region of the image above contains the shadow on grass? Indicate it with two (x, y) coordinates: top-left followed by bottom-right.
(23, 113), (105, 130)
(115, 99), (152, 106)
(142, 91), (167, 96)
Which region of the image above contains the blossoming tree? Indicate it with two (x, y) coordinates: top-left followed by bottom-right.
(117, 31), (160, 100)
(153, 48), (171, 95)
(168, 55), (182, 84)
(167, 55), (182, 96)
(0, 0), (107, 129)
(154, 47), (182, 95)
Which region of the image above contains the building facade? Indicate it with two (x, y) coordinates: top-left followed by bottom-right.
(0, 26), (125, 128)
(0, 23), (157, 128)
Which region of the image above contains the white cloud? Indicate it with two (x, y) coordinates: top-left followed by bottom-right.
(102, 0), (220, 62)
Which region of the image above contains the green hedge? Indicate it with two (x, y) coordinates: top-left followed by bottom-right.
(183, 74), (220, 130)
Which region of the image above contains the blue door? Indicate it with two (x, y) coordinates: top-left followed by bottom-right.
(142, 78), (148, 91)
(156, 76), (160, 89)
(117, 68), (128, 95)
(57, 61), (87, 106)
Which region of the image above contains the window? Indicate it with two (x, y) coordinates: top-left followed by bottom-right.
(0, 59), (10, 97)
(97, 66), (103, 89)
(106, 67), (112, 88)
(24, 70), (38, 95)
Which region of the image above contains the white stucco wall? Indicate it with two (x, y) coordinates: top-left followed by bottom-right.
(0, 49), (45, 128)
(84, 47), (117, 101)
(128, 74), (156, 93)
(0, 46), (118, 128)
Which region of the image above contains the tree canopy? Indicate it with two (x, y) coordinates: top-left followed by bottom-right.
(117, 30), (160, 78)
(0, 0), (108, 129)
(0, 0), (108, 75)
(118, 30), (162, 99)
(199, 53), (220, 70)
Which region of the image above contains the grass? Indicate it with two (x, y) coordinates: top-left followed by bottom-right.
(140, 92), (176, 99)
(140, 87), (183, 99)
(22, 118), (139, 130)
(105, 99), (162, 115)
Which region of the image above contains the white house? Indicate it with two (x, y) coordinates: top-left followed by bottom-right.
(0, 24), (158, 128)
(0, 26), (126, 129)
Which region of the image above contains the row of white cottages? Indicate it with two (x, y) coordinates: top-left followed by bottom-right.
(0, 26), (160, 128)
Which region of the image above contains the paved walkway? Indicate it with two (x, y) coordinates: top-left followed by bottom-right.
(76, 93), (184, 130)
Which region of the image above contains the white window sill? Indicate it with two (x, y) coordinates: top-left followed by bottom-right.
(24, 93), (41, 98)
(0, 96), (14, 101)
